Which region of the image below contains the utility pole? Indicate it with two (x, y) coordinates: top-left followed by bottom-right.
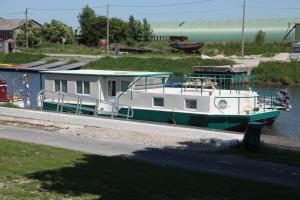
(106, 4), (109, 55)
(25, 8), (28, 48)
(241, 0), (246, 58)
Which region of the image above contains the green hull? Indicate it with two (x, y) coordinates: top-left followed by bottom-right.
(118, 108), (280, 130)
(43, 102), (280, 130)
(43, 102), (96, 115)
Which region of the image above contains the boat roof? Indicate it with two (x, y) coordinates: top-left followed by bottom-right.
(40, 69), (172, 77)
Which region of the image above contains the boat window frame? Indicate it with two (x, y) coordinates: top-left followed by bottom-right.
(54, 80), (60, 92)
(153, 97), (164, 107)
(61, 80), (67, 93)
(121, 80), (131, 92)
(83, 81), (90, 95)
(185, 98), (197, 110)
(75, 80), (90, 96)
(54, 79), (68, 93)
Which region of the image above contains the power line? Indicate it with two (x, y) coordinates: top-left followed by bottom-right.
(111, 0), (215, 8)
(27, 5), (106, 11)
(111, 6), (241, 16)
(247, 5), (300, 10)
(0, 12), (24, 16)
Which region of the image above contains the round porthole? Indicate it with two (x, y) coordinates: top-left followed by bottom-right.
(218, 100), (228, 109)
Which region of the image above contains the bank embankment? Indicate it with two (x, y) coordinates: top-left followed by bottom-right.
(252, 61), (300, 85)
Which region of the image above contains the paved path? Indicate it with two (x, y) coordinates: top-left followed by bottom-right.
(262, 135), (300, 151)
(1, 125), (300, 189)
(0, 107), (242, 142)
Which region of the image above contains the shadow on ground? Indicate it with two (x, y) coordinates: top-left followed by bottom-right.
(25, 140), (300, 200)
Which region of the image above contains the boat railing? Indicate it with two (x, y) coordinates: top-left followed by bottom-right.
(214, 93), (276, 115)
(37, 89), (134, 119)
(181, 74), (257, 95)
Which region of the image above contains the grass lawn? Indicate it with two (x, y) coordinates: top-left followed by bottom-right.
(84, 57), (234, 73)
(0, 139), (300, 200)
(220, 143), (300, 167)
(0, 53), (45, 64)
(202, 42), (291, 57)
(21, 44), (105, 55)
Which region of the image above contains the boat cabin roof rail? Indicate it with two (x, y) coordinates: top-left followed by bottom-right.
(182, 74), (257, 95)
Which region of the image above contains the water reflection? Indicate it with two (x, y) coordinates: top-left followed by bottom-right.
(257, 86), (300, 139)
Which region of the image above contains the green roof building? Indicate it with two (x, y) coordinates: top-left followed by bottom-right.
(151, 18), (300, 43)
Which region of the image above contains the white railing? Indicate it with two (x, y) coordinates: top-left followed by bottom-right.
(37, 90), (133, 119)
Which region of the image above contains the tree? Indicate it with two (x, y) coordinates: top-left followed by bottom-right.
(255, 30), (266, 44)
(78, 5), (97, 45)
(142, 18), (153, 41)
(109, 18), (129, 43)
(89, 16), (107, 45)
(41, 20), (74, 44)
(16, 21), (41, 48)
(128, 15), (143, 41)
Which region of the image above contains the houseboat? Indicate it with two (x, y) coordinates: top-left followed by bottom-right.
(37, 69), (281, 131)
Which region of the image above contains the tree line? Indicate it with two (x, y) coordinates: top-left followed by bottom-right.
(17, 5), (153, 48)
(78, 6), (152, 46)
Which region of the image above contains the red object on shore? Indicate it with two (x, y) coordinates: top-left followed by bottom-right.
(0, 81), (11, 102)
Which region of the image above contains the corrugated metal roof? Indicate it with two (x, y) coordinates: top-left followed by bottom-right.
(151, 17), (300, 42)
(0, 19), (40, 31)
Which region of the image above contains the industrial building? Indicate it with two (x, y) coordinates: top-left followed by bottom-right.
(151, 18), (300, 43)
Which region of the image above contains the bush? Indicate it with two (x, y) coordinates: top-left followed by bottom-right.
(202, 42), (291, 57)
(125, 38), (136, 46)
(16, 21), (41, 48)
(252, 61), (300, 85)
(255, 30), (266, 44)
(41, 20), (75, 44)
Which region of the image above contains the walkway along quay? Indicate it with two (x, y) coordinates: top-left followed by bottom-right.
(1, 107), (300, 189)
(0, 107), (299, 151)
(0, 107), (242, 151)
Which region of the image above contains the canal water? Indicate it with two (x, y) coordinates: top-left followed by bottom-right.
(257, 86), (300, 139)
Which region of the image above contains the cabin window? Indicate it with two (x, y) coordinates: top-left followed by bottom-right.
(121, 81), (131, 92)
(54, 80), (67, 93)
(61, 80), (67, 93)
(84, 81), (90, 94)
(153, 97), (164, 107)
(76, 81), (83, 94)
(76, 81), (90, 95)
(185, 99), (197, 109)
(54, 80), (60, 92)
(108, 80), (117, 96)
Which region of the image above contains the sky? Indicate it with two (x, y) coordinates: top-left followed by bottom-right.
(0, 0), (300, 28)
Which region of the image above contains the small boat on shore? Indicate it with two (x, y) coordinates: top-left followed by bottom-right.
(170, 41), (204, 53)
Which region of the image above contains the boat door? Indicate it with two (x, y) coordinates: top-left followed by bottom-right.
(105, 80), (117, 112)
